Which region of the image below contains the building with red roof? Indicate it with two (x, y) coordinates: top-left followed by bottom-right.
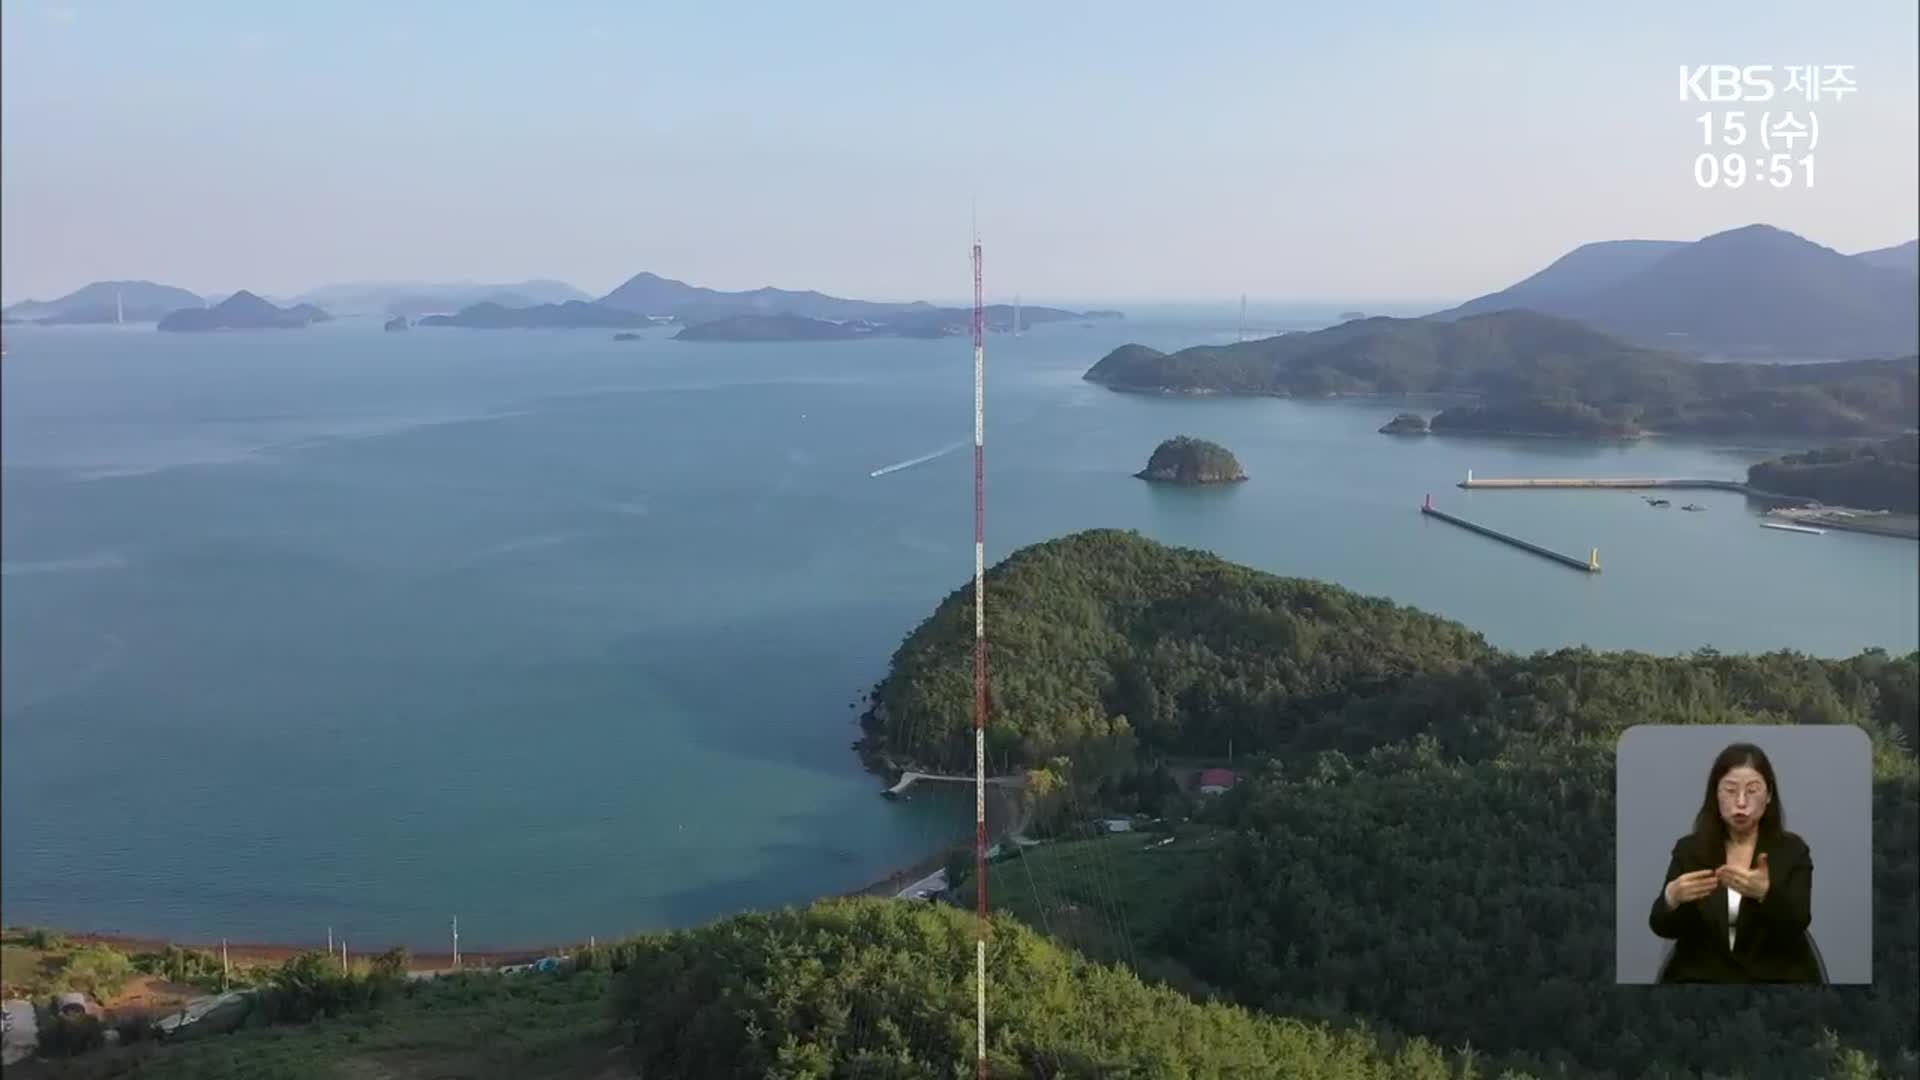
(1198, 768), (1237, 795)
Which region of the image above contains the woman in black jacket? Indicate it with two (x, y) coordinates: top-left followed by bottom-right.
(1649, 741), (1822, 983)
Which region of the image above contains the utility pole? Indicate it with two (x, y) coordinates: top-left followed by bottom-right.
(327, 926), (333, 955)
(221, 940), (230, 992)
(451, 916), (460, 969)
(970, 216), (990, 1080)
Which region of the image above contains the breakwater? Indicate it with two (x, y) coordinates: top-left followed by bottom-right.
(1421, 495), (1600, 573)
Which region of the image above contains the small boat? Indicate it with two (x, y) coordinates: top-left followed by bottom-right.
(1648, 498), (1671, 507)
(1761, 521), (1825, 535)
(1681, 504), (1705, 512)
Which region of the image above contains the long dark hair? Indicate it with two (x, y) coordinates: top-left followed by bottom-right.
(1691, 742), (1786, 851)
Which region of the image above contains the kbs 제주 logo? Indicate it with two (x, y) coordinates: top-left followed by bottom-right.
(1681, 65), (1857, 190)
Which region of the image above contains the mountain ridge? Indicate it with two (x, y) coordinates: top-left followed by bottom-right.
(1855, 239), (1920, 276)
(1433, 224), (1919, 358)
(3, 280), (206, 324)
(157, 290), (331, 332)
(415, 271), (1118, 333)
(286, 280), (591, 316)
(1082, 308), (1918, 438)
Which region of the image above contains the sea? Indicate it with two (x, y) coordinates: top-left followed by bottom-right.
(3, 310), (1915, 948)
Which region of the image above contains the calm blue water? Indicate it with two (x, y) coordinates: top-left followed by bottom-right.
(3, 315), (1915, 947)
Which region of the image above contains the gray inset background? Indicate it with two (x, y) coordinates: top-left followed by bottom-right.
(1615, 724), (1872, 984)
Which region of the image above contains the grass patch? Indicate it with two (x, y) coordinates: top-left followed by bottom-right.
(14, 970), (620, 1080)
(3, 941), (63, 998)
(1810, 511), (1920, 538)
(2, 931), (132, 1001)
(986, 824), (1227, 996)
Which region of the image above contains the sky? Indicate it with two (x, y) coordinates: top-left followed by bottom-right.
(3, 1), (1917, 306)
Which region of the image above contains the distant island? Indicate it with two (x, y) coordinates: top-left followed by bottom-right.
(612, 331), (641, 342)
(1748, 434), (1919, 513)
(400, 270), (1118, 336)
(157, 291), (331, 332)
(1430, 224), (1917, 360)
(282, 280), (592, 318)
(416, 301), (651, 330)
(673, 304), (1111, 342)
(1340, 310), (1368, 321)
(383, 316), (409, 332)
(1378, 412), (1429, 435)
(677, 314), (871, 342)
(1084, 309), (1919, 440)
(4, 280), (205, 325)
(1135, 436), (1246, 485)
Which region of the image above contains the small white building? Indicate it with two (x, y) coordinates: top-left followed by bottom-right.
(1101, 818), (1133, 833)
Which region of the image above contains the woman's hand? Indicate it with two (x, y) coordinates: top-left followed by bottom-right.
(1718, 853), (1771, 901)
(1664, 868), (1718, 909)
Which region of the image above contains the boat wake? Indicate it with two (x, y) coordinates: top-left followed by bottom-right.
(869, 440), (966, 478)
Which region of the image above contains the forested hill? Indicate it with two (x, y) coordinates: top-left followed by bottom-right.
(858, 528), (1917, 773)
(862, 528), (1917, 1079)
(608, 900), (1484, 1077)
(1174, 719), (1916, 1079)
(1432, 224), (1919, 359)
(1080, 310), (1920, 438)
(857, 529), (1494, 773)
(63, 531), (1917, 1077)
(1748, 433), (1920, 512)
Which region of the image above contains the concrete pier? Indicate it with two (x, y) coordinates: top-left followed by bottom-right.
(883, 771), (1026, 798)
(1458, 475), (1754, 493)
(1421, 495), (1600, 573)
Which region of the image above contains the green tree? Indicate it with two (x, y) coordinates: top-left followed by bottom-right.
(371, 946), (409, 980)
(60, 945), (134, 1002)
(607, 899), (1490, 1079)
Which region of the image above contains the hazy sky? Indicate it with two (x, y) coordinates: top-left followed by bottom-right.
(4, 1), (1916, 305)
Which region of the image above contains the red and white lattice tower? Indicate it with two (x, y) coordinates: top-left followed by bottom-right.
(970, 222), (990, 1079)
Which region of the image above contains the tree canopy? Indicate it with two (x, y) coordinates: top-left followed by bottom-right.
(1748, 433), (1920, 512)
(858, 529), (1491, 772)
(608, 897), (1505, 1079)
(1082, 311), (1919, 438)
(859, 529), (1918, 1078)
(1136, 436), (1247, 484)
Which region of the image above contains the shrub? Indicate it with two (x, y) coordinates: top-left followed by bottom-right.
(38, 1011), (106, 1057)
(61, 946), (134, 1001)
(19, 928), (68, 950)
(132, 944), (224, 987)
(370, 946), (409, 980)
(257, 950), (402, 1025)
(111, 1013), (154, 1045)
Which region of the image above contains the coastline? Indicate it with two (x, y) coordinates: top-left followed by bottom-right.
(1086, 380), (1911, 444)
(840, 780), (1026, 900)
(7, 780), (1029, 963)
(2, 929), (545, 976)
